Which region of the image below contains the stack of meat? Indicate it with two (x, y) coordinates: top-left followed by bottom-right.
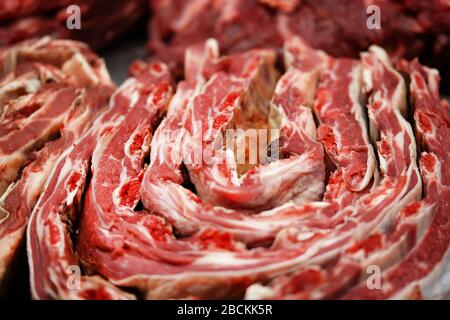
(0, 0), (147, 50)
(0, 35), (448, 299)
(0, 37), (115, 295)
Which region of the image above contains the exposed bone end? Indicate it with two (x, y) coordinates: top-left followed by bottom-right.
(245, 283), (275, 299)
(368, 45), (392, 67)
(62, 52), (101, 87)
(0, 37), (52, 76)
(184, 38), (220, 83)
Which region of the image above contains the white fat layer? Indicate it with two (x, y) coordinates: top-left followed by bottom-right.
(349, 63), (377, 190)
(62, 51), (98, 85)
(245, 284), (275, 299)
(194, 252), (259, 267)
(0, 78), (41, 104)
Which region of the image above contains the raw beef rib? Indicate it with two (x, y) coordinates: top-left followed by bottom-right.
(0, 37), (114, 293)
(0, 35), (448, 300)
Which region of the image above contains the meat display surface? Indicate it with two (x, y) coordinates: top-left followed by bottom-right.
(0, 32), (447, 299)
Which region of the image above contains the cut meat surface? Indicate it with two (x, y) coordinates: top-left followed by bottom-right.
(0, 37), (112, 196)
(0, 86), (78, 195)
(140, 39), (326, 243)
(0, 38), (114, 294)
(315, 58), (376, 192)
(0, 86), (111, 291)
(246, 46), (440, 300)
(28, 62), (173, 299)
(342, 60), (450, 299)
(1, 34), (449, 300)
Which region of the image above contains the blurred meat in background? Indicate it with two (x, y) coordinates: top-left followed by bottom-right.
(0, 0), (148, 50)
(0, 1), (449, 85)
(148, 0), (450, 89)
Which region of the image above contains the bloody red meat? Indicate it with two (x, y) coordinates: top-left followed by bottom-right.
(0, 0), (148, 50)
(148, 0), (450, 89)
